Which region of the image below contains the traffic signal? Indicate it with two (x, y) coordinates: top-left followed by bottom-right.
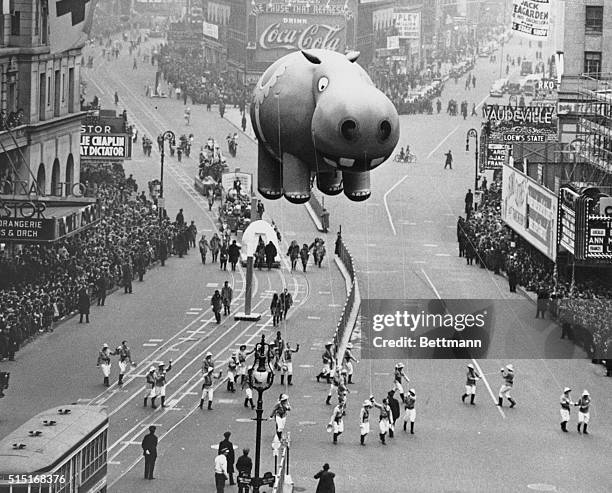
(0, 372), (10, 398)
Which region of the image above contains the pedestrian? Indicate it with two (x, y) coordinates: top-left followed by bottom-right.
(464, 189), (473, 216)
(287, 240), (299, 271)
(228, 240), (241, 271)
(236, 448), (252, 493)
(270, 293), (281, 327)
(142, 425), (158, 480)
(270, 394), (291, 440)
(144, 366), (156, 407)
(78, 286), (90, 323)
(387, 389), (400, 438)
(265, 240), (277, 270)
(403, 389), (416, 434)
(444, 150), (453, 169)
(560, 387), (573, 432)
(218, 431), (236, 485)
(575, 390), (591, 434)
(241, 113), (247, 132)
(536, 285), (548, 318)
(359, 399), (373, 445)
(96, 271), (108, 306)
(461, 363), (480, 405)
(507, 264), (518, 292)
(299, 243), (310, 272)
(497, 364), (516, 408)
(314, 463), (335, 493)
(151, 361), (172, 409)
(214, 448), (230, 493)
(210, 233), (221, 262)
(220, 243), (228, 270)
(328, 400), (345, 444)
(199, 234), (209, 264)
(116, 340), (133, 386)
(114, 91), (119, 105)
(279, 288), (293, 320)
(96, 343), (114, 387)
(211, 290), (222, 324)
(280, 343), (299, 385)
(122, 259), (133, 294)
(221, 281), (233, 316)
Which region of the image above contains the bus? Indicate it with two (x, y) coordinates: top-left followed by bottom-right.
(0, 406), (108, 493)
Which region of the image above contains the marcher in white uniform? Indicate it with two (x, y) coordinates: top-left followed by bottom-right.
(96, 343), (114, 387)
(328, 401), (345, 444)
(461, 363), (480, 405)
(116, 340), (133, 386)
(151, 360), (172, 409)
(316, 342), (334, 383)
(497, 364), (516, 408)
(143, 366), (156, 407)
(393, 363), (410, 401)
(237, 345), (248, 385)
(242, 370), (255, 409)
(403, 389), (416, 434)
(280, 343), (299, 386)
(200, 352), (221, 410)
(575, 390), (591, 434)
(359, 399), (373, 445)
(343, 343), (359, 384)
(372, 397), (391, 445)
(270, 394), (290, 440)
(559, 387), (573, 433)
(227, 353), (238, 392)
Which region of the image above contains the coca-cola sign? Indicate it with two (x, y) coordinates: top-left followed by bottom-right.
(255, 14), (347, 63)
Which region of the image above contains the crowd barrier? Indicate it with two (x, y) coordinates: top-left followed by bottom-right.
(307, 192), (329, 232)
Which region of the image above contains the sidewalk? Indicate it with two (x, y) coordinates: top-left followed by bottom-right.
(224, 107), (257, 142)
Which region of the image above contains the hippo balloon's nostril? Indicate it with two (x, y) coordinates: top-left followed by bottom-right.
(340, 119), (358, 142)
(379, 120), (392, 141)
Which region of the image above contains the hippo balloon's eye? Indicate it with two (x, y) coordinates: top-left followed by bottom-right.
(317, 77), (329, 92)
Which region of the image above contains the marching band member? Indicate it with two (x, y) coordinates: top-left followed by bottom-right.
(343, 343), (359, 384)
(393, 362), (410, 401)
(116, 340), (134, 386)
(242, 370), (255, 409)
(237, 345), (248, 385)
(575, 390), (591, 434)
(144, 366), (156, 407)
(280, 343), (299, 386)
(316, 342), (334, 384)
(96, 343), (114, 387)
(560, 387), (573, 432)
(200, 352), (221, 410)
(151, 360), (172, 409)
(403, 389), (416, 434)
(497, 364), (516, 408)
(328, 400), (346, 445)
(326, 367), (340, 406)
(461, 363), (480, 405)
(227, 353), (238, 392)
(372, 397), (392, 445)
(359, 399), (373, 445)
(270, 394), (291, 441)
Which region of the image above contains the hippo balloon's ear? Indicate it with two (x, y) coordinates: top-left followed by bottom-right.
(301, 50), (321, 65)
(346, 51), (360, 63)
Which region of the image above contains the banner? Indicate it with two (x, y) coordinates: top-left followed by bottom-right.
(393, 12), (421, 40)
(222, 171), (253, 195)
(502, 163), (558, 260)
(485, 143), (509, 170)
(511, 0), (550, 38)
(485, 104), (557, 143)
(203, 21), (219, 40)
(168, 23), (203, 48)
(50, 0), (97, 54)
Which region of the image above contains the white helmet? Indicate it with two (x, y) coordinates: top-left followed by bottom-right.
(346, 343), (353, 349)
(409, 389), (416, 396)
(506, 364), (513, 371)
(103, 343), (109, 348)
(396, 362), (404, 369)
(149, 366), (156, 372)
(582, 390), (589, 396)
(467, 363), (474, 369)
(206, 352), (213, 358)
(280, 394), (288, 401)
(363, 400), (372, 407)
(563, 387), (571, 393)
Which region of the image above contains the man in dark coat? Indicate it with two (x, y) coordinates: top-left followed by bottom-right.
(158, 236), (168, 266)
(96, 271), (108, 306)
(122, 260), (133, 294)
(175, 208), (185, 226)
(142, 425), (158, 480)
(334, 231), (342, 256)
(78, 287), (90, 323)
(228, 240), (241, 271)
(264, 241), (277, 270)
(314, 463), (335, 493)
(507, 264), (518, 292)
(235, 448), (252, 493)
(218, 431), (236, 485)
(387, 389), (400, 438)
(464, 189), (473, 216)
(211, 290), (222, 324)
(134, 251), (146, 282)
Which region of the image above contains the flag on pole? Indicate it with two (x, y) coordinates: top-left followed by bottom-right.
(49, 0), (98, 54)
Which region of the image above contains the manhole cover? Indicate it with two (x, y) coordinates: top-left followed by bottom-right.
(293, 487), (306, 492)
(527, 484), (557, 491)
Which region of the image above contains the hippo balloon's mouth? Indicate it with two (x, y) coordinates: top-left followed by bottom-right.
(318, 152), (387, 170)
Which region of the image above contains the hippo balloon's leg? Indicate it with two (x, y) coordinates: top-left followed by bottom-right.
(258, 142), (282, 200)
(343, 171), (371, 202)
(317, 170), (343, 196)
(282, 153), (311, 204)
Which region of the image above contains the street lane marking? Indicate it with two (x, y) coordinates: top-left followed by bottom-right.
(383, 174), (409, 236)
(189, 308), (202, 311)
(299, 364), (314, 368)
(307, 316), (321, 320)
(318, 291), (331, 294)
(424, 220), (434, 223)
(374, 372), (390, 376)
(149, 339), (163, 342)
(427, 124), (459, 159)
(365, 243), (377, 247)
(298, 421), (317, 425)
(328, 304), (341, 307)
(143, 343), (158, 347)
(423, 244), (438, 247)
(236, 418), (253, 423)
(218, 398), (238, 404)
(435, 253), (452, 257)
(400, 221), (417, 225)
(206, 283), (219, 287)
(186, 312), (200, 315)
(166, 399), (179, 408)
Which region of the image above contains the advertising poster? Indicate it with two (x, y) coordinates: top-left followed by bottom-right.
(511, 0), (550, 38)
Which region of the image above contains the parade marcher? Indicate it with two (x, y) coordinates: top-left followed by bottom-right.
(218, 431), (236, 486)
(270, 394), (291, 440)
(343, 343), (358, 384)
(393, 362), (410, 401)
(272, 330), (285, 369)
(227, 352), (239, 392)
(314, 463), (336, 493)
(96, 343), (114, 387)
(497, 364), (516, 408)
(317, 342), (334, 383)
(151, 360), (172, 409)
(560, 387), (573, 432)
(359, 399), (373, 445)
(328, 400), (345, 444)
(144, 366), (156, 407)
(280, 343), (299, 385)
(200, 352), (222, 410)
(279, 288), (293, 320)
(214, 448), (230, 493)
(326, 367), (341, 405)
(575, 390), (591, 434)
(236, 448), (252, 493)
(242, 372), (255, 409)
(372, 397), (392, 445)
(199, 234), (209, 264)
(142, 426), (158, 480)
(116, 340), (134, 386)
(221, 281), (233, 316)
(238, 344), (248, 385)
(211, 290), (222, 324)
(403, 389), (416, 434)
(461, 363), (480, 405)
(387, 389), (400, 438)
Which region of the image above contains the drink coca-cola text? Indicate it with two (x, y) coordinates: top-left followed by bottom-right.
(259, 21), (345, 51)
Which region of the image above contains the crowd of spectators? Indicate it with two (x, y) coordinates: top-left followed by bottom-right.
(0, 162), (195, 361)
(457, 181), (612, 364)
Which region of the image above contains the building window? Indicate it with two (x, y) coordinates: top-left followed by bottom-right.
(47, 75), (51, 106)
(584, 51), (602, 75)
(585, 6), (603, 34)
(10, 11), (20, 36)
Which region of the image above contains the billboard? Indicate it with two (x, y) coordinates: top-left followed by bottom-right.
(511, 0), (550, 38)
(167, 22), (203, 48)
(485, 143), (509, 170)
(393, 12), (421, 40)
(502, 163), (558, 260)
(80, 114), (132, 162)
(485, 104), (557, 143)
(251, 2), (354, 64)
(203, 21), (219, 40)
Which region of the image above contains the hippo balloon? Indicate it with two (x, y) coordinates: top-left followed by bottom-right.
(251, 49), (400, 203)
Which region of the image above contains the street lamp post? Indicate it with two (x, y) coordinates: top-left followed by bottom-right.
(248, 334), (275, 493)
(159, 129), (176, 221)
(466, 128), (479, 191)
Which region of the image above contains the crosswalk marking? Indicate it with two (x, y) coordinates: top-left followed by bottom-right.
(143, 343), (157, 347)
(149, 339), (163, 342)
(206, 283), (219, 288)
(307, 316), (321, 320)
(186, 311), (200, 315)
(189, 308), (202, 311)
